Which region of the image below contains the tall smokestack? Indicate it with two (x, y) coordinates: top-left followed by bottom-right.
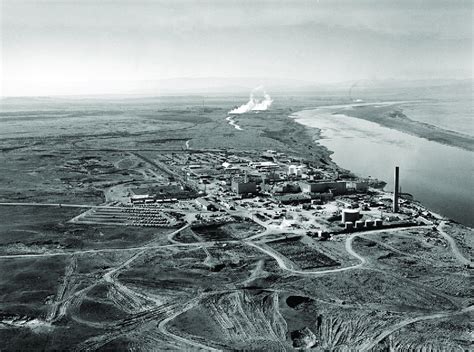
(393, 166), (399, 213)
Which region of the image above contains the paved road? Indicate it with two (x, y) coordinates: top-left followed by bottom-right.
(26, 148), (225, 154)
(0, 202), (115, 209)
(0, 201), (192, 214)
(437, 221), (472, 266)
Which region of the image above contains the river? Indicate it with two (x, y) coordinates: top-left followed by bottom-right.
(292, 104), (473, 227)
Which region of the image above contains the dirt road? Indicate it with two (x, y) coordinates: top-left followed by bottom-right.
(437, 221), (472, 266)
(0, 202), (111, 209)
(361, 305), (473, 351)
(246, 226), (429, 276)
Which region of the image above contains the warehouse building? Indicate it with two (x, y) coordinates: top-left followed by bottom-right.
(231, 179), (257, 194)
(274, 193), (312, 204)
(195, 197), (215, 211)
(248, 161), (279, 170)
(300, 181), (347, 195)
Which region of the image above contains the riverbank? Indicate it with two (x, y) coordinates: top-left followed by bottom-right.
(290, 104), (474, 228)
(332, 102), (474, 152)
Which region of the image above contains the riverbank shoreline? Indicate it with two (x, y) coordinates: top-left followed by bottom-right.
(332, 102), (474, 152)
(289, 105), (473, 228)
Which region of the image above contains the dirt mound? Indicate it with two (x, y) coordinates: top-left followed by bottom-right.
(291, 327), (317, 349)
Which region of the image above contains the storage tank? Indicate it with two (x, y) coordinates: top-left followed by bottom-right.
(344, 222), (354, 231)
(341, 209), (360, 223)
(355, 220), (364, 230)
(365, 220), (374, 228)
(374, 219), (383, 227)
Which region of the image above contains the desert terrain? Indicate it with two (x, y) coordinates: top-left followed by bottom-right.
(0, 95), (472, 351)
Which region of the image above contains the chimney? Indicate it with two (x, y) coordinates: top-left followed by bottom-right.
(393, 166), (399, 212)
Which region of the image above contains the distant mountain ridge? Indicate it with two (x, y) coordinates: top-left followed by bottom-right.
(2, 77), (471, 98)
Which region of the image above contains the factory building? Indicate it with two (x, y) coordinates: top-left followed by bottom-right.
(248, 161), (279, 170)
(195, 197), (215, 211)
(346, 181), (369, 192)
(310, 192), (334, 204)
(221, 161), (241, 171)
(261, 172), (280, 184)
(267, 182), (301, 194)
(131, 184), (197, 201)
(300, 181), (347, 195)
(341, 209), (360, 223)
(130, 194), (152, 204)
(231, 179), (257, 195)
(274, 193), (311, 204)
(288, 165), (307, 176)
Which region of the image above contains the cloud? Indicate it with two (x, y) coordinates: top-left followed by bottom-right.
(3, 1), (470, 40)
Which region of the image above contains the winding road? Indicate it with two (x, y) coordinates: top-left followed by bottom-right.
(244, 221), (472, 350)
(246, 225), (432, 276)
(437, 221), (472, 266)
(360, 305), (474, 351)
(246, 233), (365, 276)
(2, 199), (471, 350)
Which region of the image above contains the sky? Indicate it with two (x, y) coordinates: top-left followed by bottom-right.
(1, 0), (472, 96)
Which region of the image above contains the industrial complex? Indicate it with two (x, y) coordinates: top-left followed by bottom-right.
(67, 144), (433, 242)
(0, 97), (471, 351)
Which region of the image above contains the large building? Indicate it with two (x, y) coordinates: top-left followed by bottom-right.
(231, 179), (257, 194)
(300, 181), (347, 195)
(288, 164), (307, 176)
(267, 182), (301, 194)
(248, 161), (279, 170)
(347, 181), (369, 192)
(195, 197), (215, 211)
(274, 193), (311, 204)
(131, 184), (197, 200)
(341, 209), (360, 223)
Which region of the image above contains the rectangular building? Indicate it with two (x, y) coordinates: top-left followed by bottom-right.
(274, 193), (311, 204)
(195, 197), (214, 211)
(299, 181), (347, 195)
(231, 179), (257, 194)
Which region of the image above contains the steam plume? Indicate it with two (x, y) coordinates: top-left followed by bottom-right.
(229, 86), (273, 114)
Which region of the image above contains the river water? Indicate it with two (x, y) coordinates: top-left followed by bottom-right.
(292, 104), (473, 227)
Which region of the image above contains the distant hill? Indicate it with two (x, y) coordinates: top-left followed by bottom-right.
(2, 77), (471, 98)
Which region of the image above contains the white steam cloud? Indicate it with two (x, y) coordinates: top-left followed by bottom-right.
(229, 86), (273, 114)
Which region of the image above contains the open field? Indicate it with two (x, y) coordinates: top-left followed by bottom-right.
(266, 237), (340, 269)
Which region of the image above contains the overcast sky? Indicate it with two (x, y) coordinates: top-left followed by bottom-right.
(1, 0), (472, 96)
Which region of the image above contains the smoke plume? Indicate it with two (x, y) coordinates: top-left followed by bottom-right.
(229, 86), (273, 114)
